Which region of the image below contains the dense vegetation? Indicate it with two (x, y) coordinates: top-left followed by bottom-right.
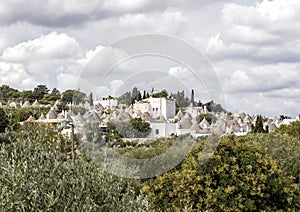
(0, 99), (299, 210)
(143, 136), (299, 211)
(1, 122), (300, 211)
(107, 118), (151, 138)
(0, 125), (146, 211)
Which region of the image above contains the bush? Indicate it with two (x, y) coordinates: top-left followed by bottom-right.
(0, 125), (146, 211)
(143, 136), (300, 211)
(275, 117), (300, 140)
(238, 133), (300, 183)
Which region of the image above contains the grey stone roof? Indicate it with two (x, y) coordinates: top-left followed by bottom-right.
(46, 108), (58, 119)
(32, 99), (40, 107)
(22, 100), (31, 108)
(156, 115), (167, 123)
(190, 122), (201, 133)
(211, 125), (225, 136)
(179, 116), (192, 129)
(199, 117), (210, 129)
(57, 113), (65, 120)
(38, 113), (46, 120)
(175, 110), (184, 120)
(117, 109), (131, 121)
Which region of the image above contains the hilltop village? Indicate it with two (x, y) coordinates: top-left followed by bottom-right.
(12, 94), (297, 139)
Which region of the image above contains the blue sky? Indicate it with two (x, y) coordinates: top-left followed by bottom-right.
(0, 0), (299, 117)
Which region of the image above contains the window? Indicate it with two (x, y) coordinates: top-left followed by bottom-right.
(155, 129), (159, 134)
(156, 108), (158, 111)
(153, 108), (155, 111)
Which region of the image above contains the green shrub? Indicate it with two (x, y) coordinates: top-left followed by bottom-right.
(0, 125), (146, 211)
(143, 136), (300, 211)
(238, 133), (300, 183)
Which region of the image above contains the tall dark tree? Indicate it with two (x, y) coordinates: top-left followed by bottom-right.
(89, 92), (93, 106)
(131, 87), (139, 104)
(191, 89), (195, 106)
(33, 85), (49, 100)
(0, 108), (9, 133)
(137, 92), (142, 101)
(143, 90), (146, 99)
(252, 115), (266, 133)
(172, 90), (190, 108)
(51, 88), (61, 100)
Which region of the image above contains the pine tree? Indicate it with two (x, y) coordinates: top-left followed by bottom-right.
(89, 92), (93, 106)
(191, 89), (195, 106)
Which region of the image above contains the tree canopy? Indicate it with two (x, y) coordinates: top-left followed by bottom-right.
(108, 118), (151, 138)
(143, 136), (300, 211)
(61, 89), (86, 105)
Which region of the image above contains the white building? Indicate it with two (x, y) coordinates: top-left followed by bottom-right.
(148, 122), (178, 138)
(94, 98), (118, 109)
(133, 97), (176, 120)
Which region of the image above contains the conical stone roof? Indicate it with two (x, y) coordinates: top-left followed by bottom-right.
(199, 117), (210, 129)
(38, 113), (46, 120)
(22, 100), (31, 108)
(32, 99), (40, 107)
(180, 116), (192, 129)
(190, 122), (201, 133)
(46, 108), (58, 119)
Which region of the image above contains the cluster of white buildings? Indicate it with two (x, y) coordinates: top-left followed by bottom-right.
(19, 96), (298, 139)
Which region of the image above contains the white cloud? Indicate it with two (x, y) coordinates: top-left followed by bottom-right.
(119, 9), (187, 34)
(207, 33), (223, 52)
(0, 32), (102, 90)
(1, 32), (81, 62)
(110, 79), (124, 96)
(103, 0), (152, 13)
(0, 62), (37, 89)
(206, 0), (300, 63)
(226, 62), (300, 93)
(0, 0), (299, 117)
(57, 73), (79, 91)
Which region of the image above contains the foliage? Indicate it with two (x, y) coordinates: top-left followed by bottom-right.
(61, 89), (86, 105)
(33, 85), (50, 100)
(72, 106), (87, 115)
(143, 136), (300, 211)
(0, 85), (19, 101)
(131, 87), (142, 104)
(0, 125), (146, 211)
(275, 116), (300, 140)
(108, 118), (151, 138)
(3, 107), (50, 128)
(238, 133), (300, 183)
(117, 91), (132, 106)
(251, 115), (268, 133)
(50, 88), (61, 100)
(202, 100), (226, 113)
(40, 94), (56, 105)
(84, 122), (103, 143)
(0, 108), (9, 133)
(152, 89), (168, 98)
(171, 90), (190, 108)
(196, 113), (217, 124)
(88, 92), (93, 106)
(190, 89), (195, 106)
(19, 90), (36, 102)
(115, 138), (175, 159)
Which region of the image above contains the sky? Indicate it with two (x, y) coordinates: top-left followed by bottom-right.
(0, 0), (300, 118)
